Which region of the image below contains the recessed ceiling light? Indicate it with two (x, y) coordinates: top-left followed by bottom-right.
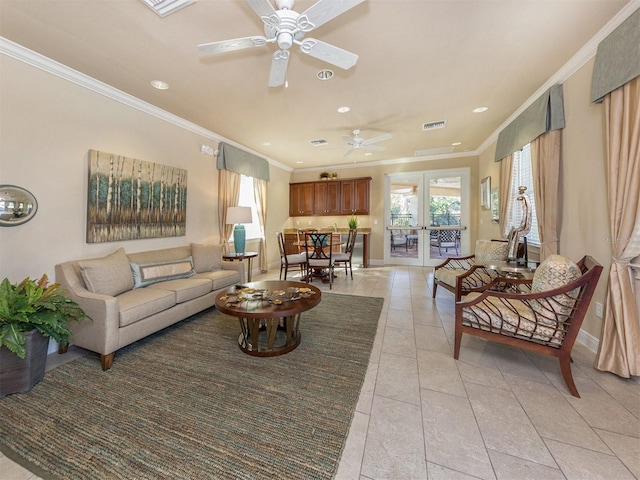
(150, 80), (169, 90)
(296, 161), (304, 164)
(364, 152), (372, 156)
(317, 69), (334, 80)
(473, 106), (488, 113)
(337, 106), (350, 113)
(451, 142), (462, 146)
(261, 141), (271, 146)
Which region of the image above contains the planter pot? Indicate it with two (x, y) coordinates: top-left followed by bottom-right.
(0, 330), (48, 398)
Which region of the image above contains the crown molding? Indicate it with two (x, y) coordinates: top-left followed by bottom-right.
(477, 0), (640, 155)
(0, 37), (292, 173)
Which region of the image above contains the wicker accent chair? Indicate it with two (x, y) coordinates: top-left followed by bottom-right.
(455, 255), (603, 398)
(432, 240), (510, 301)
(276, 232), (307, 280)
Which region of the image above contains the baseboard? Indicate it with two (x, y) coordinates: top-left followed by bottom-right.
(577, 328), (600, 354)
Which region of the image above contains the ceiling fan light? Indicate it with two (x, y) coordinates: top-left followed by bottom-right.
(277, 32), (294, 50)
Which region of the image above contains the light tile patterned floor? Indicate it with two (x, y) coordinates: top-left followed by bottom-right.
(3, 265), (639, 479)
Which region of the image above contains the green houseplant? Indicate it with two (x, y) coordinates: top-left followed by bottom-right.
(319, 171), (330, 180)
(348, 214), (359, 230)
(0, 274), (88, 396)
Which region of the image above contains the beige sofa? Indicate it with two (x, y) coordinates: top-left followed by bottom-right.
(55, 244), (244, 370)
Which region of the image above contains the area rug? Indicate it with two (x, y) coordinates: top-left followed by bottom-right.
(0, 293), (383, 480)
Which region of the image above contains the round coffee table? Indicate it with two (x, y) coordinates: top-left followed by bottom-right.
(214, 280), (321, 357)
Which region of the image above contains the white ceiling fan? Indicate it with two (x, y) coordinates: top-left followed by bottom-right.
(341, 129), (392, 157)
(197, 0), (364, 87)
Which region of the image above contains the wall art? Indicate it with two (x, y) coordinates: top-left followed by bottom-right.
(86, 150), (187, 243)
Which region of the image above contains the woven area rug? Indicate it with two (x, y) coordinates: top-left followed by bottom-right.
(0, 293), (383, 480)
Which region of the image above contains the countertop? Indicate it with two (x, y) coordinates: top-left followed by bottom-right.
(283, 228), (371, 234)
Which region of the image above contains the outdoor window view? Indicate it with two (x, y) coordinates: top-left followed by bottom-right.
(389, 177), (462, 260)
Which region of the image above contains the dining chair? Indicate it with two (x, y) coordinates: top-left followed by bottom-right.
(296, 228), (317, 253)
(276, 232), (307, 280)
(333, 229), (357, 279)
(304, 232), (335, 289)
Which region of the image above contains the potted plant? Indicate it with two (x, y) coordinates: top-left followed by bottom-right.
(319, 171), (330, 180)
(0, 274), (88, 397)
(331, 172), (338, 180)
(348, 214), (359, 230)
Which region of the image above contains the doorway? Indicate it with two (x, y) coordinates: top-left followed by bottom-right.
(385, 168), (470, 266)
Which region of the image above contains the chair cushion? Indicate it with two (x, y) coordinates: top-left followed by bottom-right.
(531, 255), (582, 320)
(283, 253), (306, 264)
(475, 240), (509, 263)
(333, 253), (349, 262)
(434, 268), (468, 287)
(78, 248), (134, 297)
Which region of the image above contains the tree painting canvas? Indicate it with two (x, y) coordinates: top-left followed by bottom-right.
(87, 150), (187, 243)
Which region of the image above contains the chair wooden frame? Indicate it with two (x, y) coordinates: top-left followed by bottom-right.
(454, 255), (603, 397)
(334, 229), (357, 279)
(276, 232), (306, 280)
(304, 232), (335, 289)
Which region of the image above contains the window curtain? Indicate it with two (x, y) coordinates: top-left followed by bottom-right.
(530, 129), (561, 260)
(217, 169), (241, 255)
(499, 153), (514, 239)
(595, 76), (640, 378)
(254, 177), (268, 272)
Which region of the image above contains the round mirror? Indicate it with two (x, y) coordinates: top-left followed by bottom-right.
(0, 185), (38, 227)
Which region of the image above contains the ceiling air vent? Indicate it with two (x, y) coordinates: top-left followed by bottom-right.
(415, 146), (455, 157)
(141, 0), (196, 17)
(310, 139), (329, 146)
(422, 120), (447, 131)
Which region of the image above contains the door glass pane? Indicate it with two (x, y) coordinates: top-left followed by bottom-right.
(389, 180), (419, 260)
(429, 176), (462, 260)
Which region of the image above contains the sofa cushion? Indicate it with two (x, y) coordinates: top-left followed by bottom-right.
(193, 270), (241, 290)
(191, 243), (223, 273)
(130, 257), (196, 288)
(78, 248), (134, 297)
(147, 278), (213, 303)
(117, 288), (177, 327)
(474, 240), (509, 263)
(531, 255), (582, 321)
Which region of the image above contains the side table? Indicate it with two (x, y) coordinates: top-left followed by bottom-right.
(223, 251), (258, 282)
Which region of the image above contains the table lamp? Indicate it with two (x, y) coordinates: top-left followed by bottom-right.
(226, 206), (252, 255)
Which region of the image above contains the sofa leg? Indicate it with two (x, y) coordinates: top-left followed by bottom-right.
(101, 352), (116, 371)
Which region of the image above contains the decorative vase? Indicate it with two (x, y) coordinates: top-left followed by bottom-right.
(0, 329), (48, 398)
(233, 225), (246, 255)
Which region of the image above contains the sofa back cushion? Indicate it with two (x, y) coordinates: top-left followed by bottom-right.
(191, 243), (223, 273)
(129, 257), (196, 288)
(78, 247), (134, 296)
(475, 240), (509, 263)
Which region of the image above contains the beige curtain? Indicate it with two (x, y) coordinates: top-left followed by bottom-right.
(530, 129), (561, 260)
(254, 178), (268, 272)
(595, 76), (640, 378)
(499, 154), (514, 239)
(217, 169), (241, 255)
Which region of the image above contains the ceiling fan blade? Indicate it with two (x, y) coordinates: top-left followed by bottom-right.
(197, 36), (268, 54)
(343, 148), (355, 157)
(299, 0), (365, 30)
(362, 144), (385, 151)
(299, 38), (358, 70)
(342, 134), (356, 143)
(268, 50), (290, 87)
(362, 133), (393, 145)
(246, 0), (277, 19)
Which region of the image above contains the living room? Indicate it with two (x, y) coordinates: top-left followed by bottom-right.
(1, 0), (639, 478)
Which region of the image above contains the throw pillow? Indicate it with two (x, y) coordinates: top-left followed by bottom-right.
(531, 254), (582, 320)
(78, 247), (134, 296)
(191, 243), (222, 273)
(475, 240), (509, 263)
(130, 257), (196, 288)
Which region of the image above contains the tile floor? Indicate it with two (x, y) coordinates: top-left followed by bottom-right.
(2, 265), (639, 480)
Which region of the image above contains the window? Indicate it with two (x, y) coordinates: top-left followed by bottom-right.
(506, 144), (541, 244)
(233, 175), (263, 240)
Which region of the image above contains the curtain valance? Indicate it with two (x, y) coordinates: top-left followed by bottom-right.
(591, 8), (640, 103)
(494, 85), (565, 161)
(216, 142), (270, 181)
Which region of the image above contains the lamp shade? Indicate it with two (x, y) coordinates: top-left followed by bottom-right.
(226, 206), (252, 225)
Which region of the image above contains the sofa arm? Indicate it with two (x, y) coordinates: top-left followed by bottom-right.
(221, 260), (245, 282)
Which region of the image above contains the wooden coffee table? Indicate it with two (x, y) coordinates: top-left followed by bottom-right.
(214, 280), (321, 357)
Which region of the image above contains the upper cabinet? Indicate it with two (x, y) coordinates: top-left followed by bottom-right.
(289, 177), (371, 217)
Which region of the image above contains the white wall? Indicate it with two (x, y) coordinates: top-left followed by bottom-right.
(0, 55), (289, 282)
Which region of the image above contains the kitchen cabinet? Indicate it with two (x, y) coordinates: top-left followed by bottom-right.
(289, 177), (371, 217)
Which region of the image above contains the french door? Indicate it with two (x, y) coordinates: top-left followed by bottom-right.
(384, 168), (470, 266)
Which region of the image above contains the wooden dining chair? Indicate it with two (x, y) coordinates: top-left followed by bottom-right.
(334, 229), (357, 279)
(304, 232), (335, 289)
(276, 232), (307, 280)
